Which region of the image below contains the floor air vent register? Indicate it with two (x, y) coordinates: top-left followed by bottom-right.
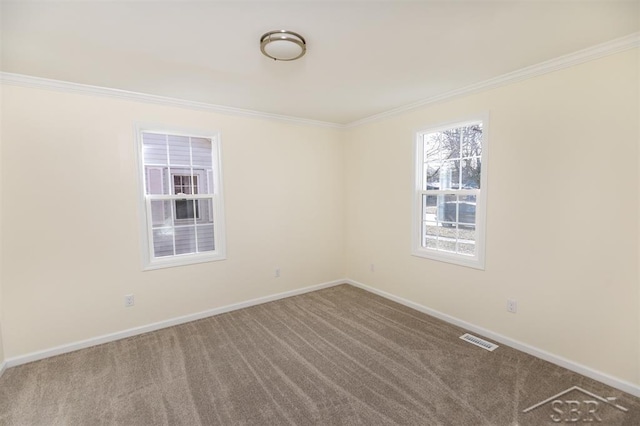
(459, 333), (499, 351)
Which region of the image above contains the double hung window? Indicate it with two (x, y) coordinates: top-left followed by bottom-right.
(138, 129), (226, 269)
(412, 118), (487, 269)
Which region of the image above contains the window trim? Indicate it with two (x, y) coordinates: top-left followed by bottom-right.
(135, 124), (227, 270)
(411, 115), (488, 270)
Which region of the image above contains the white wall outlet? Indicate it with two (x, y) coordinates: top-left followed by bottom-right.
(370, 263), (375, 272)
(275, 268), (281, 278)
(124, 294), (135, 308)
(507, 299), (517, 313)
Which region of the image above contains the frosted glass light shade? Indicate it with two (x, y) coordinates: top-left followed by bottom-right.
(260, 30), (306, 61)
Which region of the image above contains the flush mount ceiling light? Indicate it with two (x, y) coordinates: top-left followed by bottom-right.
(260, 30), (306, 61)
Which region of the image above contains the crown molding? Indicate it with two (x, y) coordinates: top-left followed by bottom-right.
(1, 32), (637, 129)
(0, 72), (344, 129)
(346, 32), (640, 128)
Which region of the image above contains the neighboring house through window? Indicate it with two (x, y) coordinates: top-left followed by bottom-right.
(173, 175), (200, 220)
(412, 117), (488, 269)
(138, 128), (226, 269)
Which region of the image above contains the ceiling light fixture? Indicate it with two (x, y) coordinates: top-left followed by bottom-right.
(260, 30), (306, 61)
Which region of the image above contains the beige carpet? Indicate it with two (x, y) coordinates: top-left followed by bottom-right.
(1, 284), (638, 425)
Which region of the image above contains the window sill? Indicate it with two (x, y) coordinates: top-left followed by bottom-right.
(411, 248), (485, 270)
(143, 251), (226, 271)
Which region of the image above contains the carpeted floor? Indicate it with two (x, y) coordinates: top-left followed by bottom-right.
(1, 284), (638, 425)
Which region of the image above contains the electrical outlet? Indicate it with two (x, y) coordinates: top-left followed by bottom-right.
(124, 294), (135, 308)
(370, 263), (375, 272)
(507, 299), (517, 313)
(275, 268), (281, 278)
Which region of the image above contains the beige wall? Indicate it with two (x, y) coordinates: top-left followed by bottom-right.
(0, 305), (4, 366)
(0, 322), (4, 367)
(0, 86), (345, 358)
(344, 50), (640, 384)
(1, 48), (638, 387)
(0, 81), (5, 366)
(0, 300), (3, 367)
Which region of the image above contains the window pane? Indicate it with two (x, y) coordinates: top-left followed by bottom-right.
(424, 218), (476, 256)
(175, 226), (196, 255)
(437, 194), (457, 223)
(424, 222), (440, 238)
(142, 133), (168, 165)
(150, 200), (172, 227)
(175, 199), (198, 221)
(191, 138), (213, 168)
(439, 128), (461, 160)
(167, 135), (191, 166)
(152, 229), (174, 257)
(425, 163), (441, 189)
(459, 222), (476, 256)
(438, 160), (460, 190)
(191, 176), (198, 194)
(461, 124), (482, 158)
(458, 195), (476, 225)
(422, 194), (476, 255)
(172, 175), (180, 195)
(146, 167), (168, 195)
(459, 225), (476, 244)
(424, 235), (437, 249)
(461, 158), (481, 189)
(424, 133), (441, 162)
(441, 223), (459, 240)
(458, 242), (475, 256)
(437, 239), (456, 253)
(205, 170), (214, 195)
(197, 198), (214, 224)
(422, 195), (437, 221)
(173, 174), (200, 196)
(197, 224), (215, 252)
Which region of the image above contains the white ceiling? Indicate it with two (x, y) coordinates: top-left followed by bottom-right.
(1, 1), (638, 125)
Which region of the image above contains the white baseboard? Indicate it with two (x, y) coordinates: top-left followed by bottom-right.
(5, 277), (639, 399)
(345, 279), (640, 398)
(5, 279), (345, 369)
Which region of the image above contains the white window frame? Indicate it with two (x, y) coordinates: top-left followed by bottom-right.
(411, 115), (488, 270)
(135, 125), (227, 270)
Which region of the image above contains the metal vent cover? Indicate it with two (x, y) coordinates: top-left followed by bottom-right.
(460, 333), (499, 351)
